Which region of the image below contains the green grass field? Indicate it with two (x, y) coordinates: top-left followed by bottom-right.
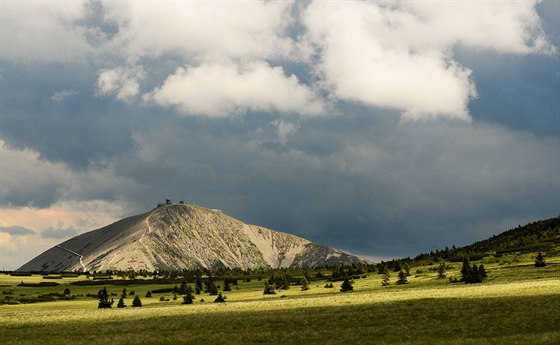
(1, 254), (559, 344)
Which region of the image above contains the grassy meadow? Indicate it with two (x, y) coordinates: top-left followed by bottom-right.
(1, 254), (559, 345)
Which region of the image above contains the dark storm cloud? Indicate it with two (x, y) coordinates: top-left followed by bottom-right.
(0, 226), (35, 236)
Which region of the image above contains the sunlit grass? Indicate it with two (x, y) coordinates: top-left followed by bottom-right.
(1, 256), (559, 344)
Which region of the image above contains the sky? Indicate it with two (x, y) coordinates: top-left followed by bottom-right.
(0, 0), (559, 270)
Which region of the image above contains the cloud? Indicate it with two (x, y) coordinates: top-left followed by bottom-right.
(0, 140), (138, 208)
(51, 89), (80, 102)
(0, 1), (93, 63)
(301, 1), (554, 121)
(145, 62), (323, 117)
(272, 120), (299, 145)
(40, 226), (78, 239)
(101, 1), (294, 61)
(0, 226), (35, 236)
(96, 66), (146, 102)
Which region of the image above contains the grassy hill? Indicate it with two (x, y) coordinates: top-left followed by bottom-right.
(415, 217), (560, 262)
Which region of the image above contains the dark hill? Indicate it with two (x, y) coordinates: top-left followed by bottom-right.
(415, 217), (560, 262)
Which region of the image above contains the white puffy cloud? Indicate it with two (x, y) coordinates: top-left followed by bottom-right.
(144, 62), (323, 117)
(101, 1), (294, 61)
(302, 0), (554, 121)
(0, 1), (93, 63)
(96, 66), (145, 102)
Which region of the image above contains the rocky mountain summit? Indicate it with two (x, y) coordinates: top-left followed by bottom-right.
(18, 203), (362, 272)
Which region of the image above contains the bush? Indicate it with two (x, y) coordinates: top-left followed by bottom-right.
(145, 291), (152, 297)
(63, 288), (71, 295)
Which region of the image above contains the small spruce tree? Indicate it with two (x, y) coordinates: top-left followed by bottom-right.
(64, 288), (71, 295)
(340, 278), (353, 292)
(132, 295), (142, 307)
(437, 261), (446, 278)
(263, 281), (276, 295)
(535, 251), (547, 267)
(214, 292), (226, 303)
(195, 277), (203, 293)
(381, 266), (390, 286)
(98, 287), (112, 309)
(182, 287), (194, 304)
(145, 290), (152, 298)
(223, 278), (231, 292)
(117, 297), (126, 308)
(301, 277), (310, 291)
(207, 281), (219, 295)
(396, 270), (408, 285)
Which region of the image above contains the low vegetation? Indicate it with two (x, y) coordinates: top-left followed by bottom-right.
(1, 217), (558, 344)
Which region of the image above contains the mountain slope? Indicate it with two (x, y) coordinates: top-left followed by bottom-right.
(18, 204), (362, 272)
(414, 217), (560, 262)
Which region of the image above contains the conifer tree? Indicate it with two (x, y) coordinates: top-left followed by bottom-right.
(403, 263), (411, 276)
(121, 288), (127, 299)
(214, 292), (226, 303)
(437, 261), (446, 278)
(478, 264), (487, 279)
(207, 281), (219, 295)
(223, 278), (231, 292)
(132, 295), (142, 307)
(381, 266), (390, 286)
(263, 281), (276, 295)
(182, 286), (194, 304)
(396, 270), (408, 285)
(195, 277), (203, 293)
(98, 287), (112, 309)
(340, 278), (353, 292)
(301, 277), (310, 291)
(535, 251), (547, 267)
(145, 290), (152, 297)
(117, 297), (126, 308)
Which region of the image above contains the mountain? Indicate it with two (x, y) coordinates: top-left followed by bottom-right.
(18, 204), (362, 272)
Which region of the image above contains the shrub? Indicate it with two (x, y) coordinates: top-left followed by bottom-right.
(63, 288), (71, 295)
(145, 291), (152, 297)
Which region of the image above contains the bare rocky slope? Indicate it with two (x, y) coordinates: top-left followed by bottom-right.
(18, 204), (362, 272)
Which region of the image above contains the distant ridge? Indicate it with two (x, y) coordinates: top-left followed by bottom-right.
(415, 217), (560, 262)
(18, 204), (363, 272)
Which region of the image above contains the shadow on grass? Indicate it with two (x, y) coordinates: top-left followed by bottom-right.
(2, 293), (559, 345)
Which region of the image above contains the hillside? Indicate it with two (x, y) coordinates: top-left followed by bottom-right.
(415, 217), (560, 262)
(17, 204), (362, 272)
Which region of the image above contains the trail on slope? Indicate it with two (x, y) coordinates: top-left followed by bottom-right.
(138, 213), (169, 267)
(55, 245), (87, 272)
